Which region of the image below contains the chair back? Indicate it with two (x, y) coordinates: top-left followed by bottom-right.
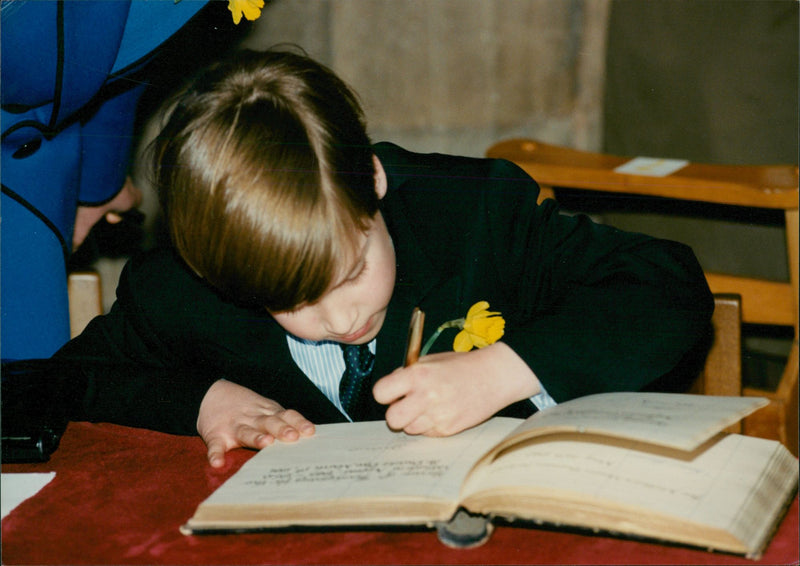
(68, 271), (103, 338)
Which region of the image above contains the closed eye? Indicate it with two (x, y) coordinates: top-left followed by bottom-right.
(345, 261), (368, 286)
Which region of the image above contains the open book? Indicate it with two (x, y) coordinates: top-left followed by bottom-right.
(181, 393), (798, 559)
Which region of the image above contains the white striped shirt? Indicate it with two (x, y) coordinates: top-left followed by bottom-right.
(286, 335), (557, 420)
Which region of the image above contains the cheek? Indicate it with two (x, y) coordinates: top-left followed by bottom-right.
(379, 262), (396, 302)
(371, 245), (396, 304)
(364, 268), (395, 313)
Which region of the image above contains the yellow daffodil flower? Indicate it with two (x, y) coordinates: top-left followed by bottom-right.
(452, 301), (505, 352)
(420, 301), (505, 355)
(228, 0), (264, 25)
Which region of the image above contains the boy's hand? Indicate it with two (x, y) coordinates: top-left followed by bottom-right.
(197, 379), (315, 468)
(373, 342), (539, 437)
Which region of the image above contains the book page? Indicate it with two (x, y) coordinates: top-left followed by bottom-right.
(467, 434), (777, 520)
(462, 433), (797, 556)
(197, 418), (521, 511)
(501, 393), (767, 452)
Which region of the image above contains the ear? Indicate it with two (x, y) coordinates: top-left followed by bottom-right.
(373, 155), (388, 199)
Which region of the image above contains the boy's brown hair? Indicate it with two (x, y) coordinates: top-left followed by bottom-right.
(153, 48), (378, 311)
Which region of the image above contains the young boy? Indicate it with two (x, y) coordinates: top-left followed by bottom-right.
(53, 49), (713, 467)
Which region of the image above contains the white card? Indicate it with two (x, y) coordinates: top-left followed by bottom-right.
(1, 472), (56, 519)
(614, 157), (689, 177)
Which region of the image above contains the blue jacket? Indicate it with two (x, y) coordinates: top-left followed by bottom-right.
(1, 0), (209, 359)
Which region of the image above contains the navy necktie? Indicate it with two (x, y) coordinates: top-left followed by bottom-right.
(339, 344), (375, 420)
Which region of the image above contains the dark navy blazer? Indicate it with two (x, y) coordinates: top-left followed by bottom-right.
(53, 143), (714, 435)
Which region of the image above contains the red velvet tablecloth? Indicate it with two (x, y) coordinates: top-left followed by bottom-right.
(2, 422), (798, 565)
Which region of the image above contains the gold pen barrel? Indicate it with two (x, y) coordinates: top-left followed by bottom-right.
(404, 308), (425, 366)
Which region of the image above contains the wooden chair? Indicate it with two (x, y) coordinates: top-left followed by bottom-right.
(698, 294), (743, 434)
(67, 271), (103, 338)
(487, 139), (798, 454)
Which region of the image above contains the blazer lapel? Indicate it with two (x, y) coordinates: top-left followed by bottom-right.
(221, 310), (349, 424)
(371, 182), (442, 379)
(270, 360), (351, 424)
(360, 180), (471, 420)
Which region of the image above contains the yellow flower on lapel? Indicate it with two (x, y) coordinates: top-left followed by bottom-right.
(452, 301), (505, 352)
(420, 301), (505, 355)
(228, 0), (265, 25)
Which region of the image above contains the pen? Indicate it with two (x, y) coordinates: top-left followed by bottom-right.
(404, 307), (425, 366)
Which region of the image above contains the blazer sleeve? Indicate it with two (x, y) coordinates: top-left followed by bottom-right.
(482, 159), (714, 402)
(52, 250), (233, 435)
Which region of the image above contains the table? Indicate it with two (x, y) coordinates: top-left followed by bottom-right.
(2, 422), (798, 565)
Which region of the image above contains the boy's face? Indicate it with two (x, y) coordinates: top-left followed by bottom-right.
(270, 159), (396, 345)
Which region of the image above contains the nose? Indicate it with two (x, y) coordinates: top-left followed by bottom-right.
(319, 300), (359, 337)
